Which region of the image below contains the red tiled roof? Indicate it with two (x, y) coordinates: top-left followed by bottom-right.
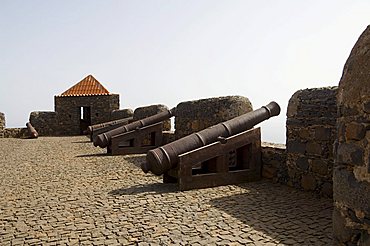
(58, 75), (111, 97)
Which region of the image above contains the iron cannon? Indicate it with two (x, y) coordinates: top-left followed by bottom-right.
(142, 101), (280, 175)
(26, 122), (38, 139)
(94, 107), (176, 148)
(87, 117), (133, 141)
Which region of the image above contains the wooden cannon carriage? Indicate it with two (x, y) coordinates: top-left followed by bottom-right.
(142, 102), (280, 190)
(93, 108), (176, 155)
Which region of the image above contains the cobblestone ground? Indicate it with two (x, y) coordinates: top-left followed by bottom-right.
(0, 137), (333, 245)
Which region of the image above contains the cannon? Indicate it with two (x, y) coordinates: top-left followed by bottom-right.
(26, 122), (38, 139)
(93, 107), (176, 155)
(87, 117), (133, 142)
(142, 101), (280, 176)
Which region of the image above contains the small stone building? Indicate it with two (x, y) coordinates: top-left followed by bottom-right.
(30, 75), (120, 136)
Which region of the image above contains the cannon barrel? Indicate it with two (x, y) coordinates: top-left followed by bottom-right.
(94, 107), (176, 148)
(86, 117), (133, 135)
(142, 101), (280, 175)
(88, 117), (133, 142)
(26, 122), (39, 139)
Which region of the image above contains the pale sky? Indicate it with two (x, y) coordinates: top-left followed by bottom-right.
(1, 0), (369, 143)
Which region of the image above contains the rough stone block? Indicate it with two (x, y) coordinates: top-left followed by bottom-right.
(314, 126), (332, 141)
(296, 157), (309, 171)
(321, 182), (332, 197)
(306, 142), (322, 155)
(287, 140), (306, 154)
(0, 112), (5, 129)
(333, 207), (358, 244)
(110, 109), (133, 121)
(301, 174), (316, 191)
(133, 104), (171, 131)
(262, 166), (277, 179)
(298, 128), (310, 139)
(175, 96), (252, 138)
(345, 122), (366, 141)
(310, 159), (328, 176)
(333, 168), (370, 216)
(337, 143), (364, 166)
(364, 101), (370, 113)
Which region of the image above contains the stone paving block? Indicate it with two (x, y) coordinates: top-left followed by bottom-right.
(0, 137), (333, 245)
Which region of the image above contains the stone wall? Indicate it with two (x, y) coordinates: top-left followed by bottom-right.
(0, 112), (5, 138)
(285, 87), (337, 197)
(133, 104), (171, 131)
(175, 96), (253, 138)
(261, 143), (287, 183)
(111, 109), (133, 121)
(54, 94), (119, 135)
(29, 111), (58, 136)
(0, 112), (5, 130)
(3, 128), (28, 138)
(333, 26), (370, 245)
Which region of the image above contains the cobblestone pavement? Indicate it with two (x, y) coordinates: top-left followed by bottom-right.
(0, 137), (333, 245)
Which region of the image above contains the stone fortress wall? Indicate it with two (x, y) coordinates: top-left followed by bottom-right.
(285, 87), (337, 197)
(54, 94), (120, 135)
(174, 96), (253, 139)
(332, 26), (370, 245)
(1, 25), (369, 245)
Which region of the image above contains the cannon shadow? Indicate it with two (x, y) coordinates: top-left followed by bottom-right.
(76, 153), (109, 158)
(209, 180), (333, 244)
(109, 182), (178, 195)
(122, 155), (146, 168)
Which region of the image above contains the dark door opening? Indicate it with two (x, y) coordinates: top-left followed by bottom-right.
(79, 106), (91, 135)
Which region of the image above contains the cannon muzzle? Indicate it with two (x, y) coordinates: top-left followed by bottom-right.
(142, 101), (280, 175)
(26, 122), (39, 139)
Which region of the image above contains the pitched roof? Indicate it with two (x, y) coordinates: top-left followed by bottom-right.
(58, 75), (111, 97)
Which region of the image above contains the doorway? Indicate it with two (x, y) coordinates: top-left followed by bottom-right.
(79, 106), (91, 134)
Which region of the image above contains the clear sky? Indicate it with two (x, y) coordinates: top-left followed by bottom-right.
(1, 0), (369, 143)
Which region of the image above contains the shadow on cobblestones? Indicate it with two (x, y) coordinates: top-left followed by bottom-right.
(76, 153), (109, 157)
(123, 155), (147, 168)
(71, 140), (91, 144)
(209, 181), (333, 244)
(109, 183), (178, 195)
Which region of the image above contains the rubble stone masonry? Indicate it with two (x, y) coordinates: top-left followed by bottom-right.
(133, 104), (171, 131)
(333, 25), (370, 245)
(29, 111), (58, 136)
(0, 112), (5, 137)
(285, 87), (337, 197)
(110, 108), (134, 121)
(174, 96), (253, 139)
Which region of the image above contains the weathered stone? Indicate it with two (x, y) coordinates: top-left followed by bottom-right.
(0, 112), (5, 130)
(287, 141), (306, 154)
(262, 166), (276, 179)
(310, 159), (328, 176)
(29, 111), (58, 136)
(301, 174), (316, 191)
(364, 101), (370, 113)
(110, 108), (133, 121)
(337, 143), (364, 166)
(314, 127), (332, 141)
(174, 96), (252, 138)
(133, 104), (171, 131)
(333, 168), (370, 216)
(306, 142), (322, 155)
(3, 128), (28, 138)
(286, 87), (337, 197)
(333, 207), (357, 243)
(286, 91), (299, 118)
(345, 122), (366, 141)
(298, 128), (310, 139)
(296, 157), (309, 171)
(321, 182), (332, 197)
